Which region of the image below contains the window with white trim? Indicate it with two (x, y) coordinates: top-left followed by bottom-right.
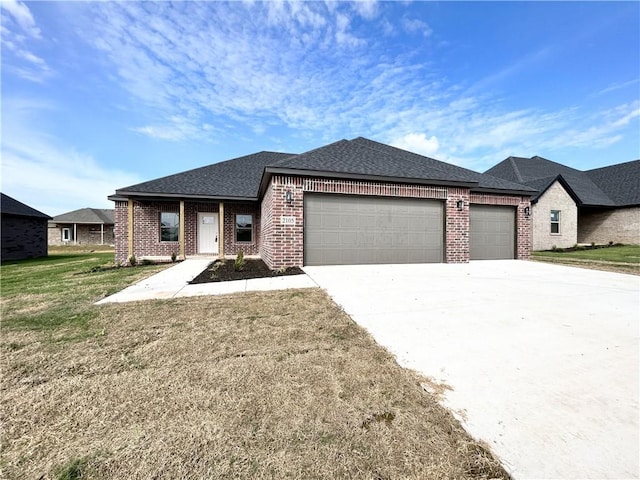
(550, 210), (560, 234)
(62, 228), (71, 242)
(160, 212), (179, 242)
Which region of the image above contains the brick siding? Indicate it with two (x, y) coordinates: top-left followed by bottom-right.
(1, 215), (48, 261)
(115, 178), (532, 267)
(114, 200), (260, 265)
(260, 176), (304, 269)
(445, 189), (470, 263)
(223, 203), (261, 256)
(48, 224), (115, 246)
(579, 206), (640, 245)
(530, 181), (577, 251)
(114, 201), (128, 265)
(261, 176), (532, 269)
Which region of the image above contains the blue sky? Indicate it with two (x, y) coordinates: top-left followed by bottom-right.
(2, 1), (638, 216)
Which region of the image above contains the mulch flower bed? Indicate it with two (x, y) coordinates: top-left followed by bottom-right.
(189, 258), (304, 284)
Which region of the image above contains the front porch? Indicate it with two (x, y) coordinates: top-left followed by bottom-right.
(114, 199), (261, 265)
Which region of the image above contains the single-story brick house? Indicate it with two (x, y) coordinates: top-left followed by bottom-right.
(485, 157), (640, 250)
(1, 193), (51, 261)
(109, 137), (535, 268)
(48, 208), (115, 246)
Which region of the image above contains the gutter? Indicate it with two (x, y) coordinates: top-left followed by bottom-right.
(109, 192), (258, 203)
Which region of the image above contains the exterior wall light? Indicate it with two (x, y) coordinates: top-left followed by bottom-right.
(285, 189), (293, 205)
(456, 199), (464, 211)
(524, 206), (531, 217)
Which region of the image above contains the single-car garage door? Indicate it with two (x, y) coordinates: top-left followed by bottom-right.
(470, 205), (515, 260)
(304, 194), (443, 266)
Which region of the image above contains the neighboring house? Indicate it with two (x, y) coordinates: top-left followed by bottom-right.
(1, 193), (51, 261)
(485, 157), (640, 250)
(48, 208), (115, 246)
(109, 137), (536, 268)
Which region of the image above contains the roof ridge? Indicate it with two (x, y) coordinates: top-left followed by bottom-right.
(269, 140), (349, 167)
(508, 156), (524, 183)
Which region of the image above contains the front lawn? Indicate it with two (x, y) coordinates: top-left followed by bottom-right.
(1, 255), (508, 479)
(532, 244), (640, 275)
(1, 253), (170, 338)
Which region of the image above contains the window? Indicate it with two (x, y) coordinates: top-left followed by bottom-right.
(236, 214), (253, 242)
(550, 210), (560, 234)
(62, 228), (71, 242)
(160, 212), (179, 241)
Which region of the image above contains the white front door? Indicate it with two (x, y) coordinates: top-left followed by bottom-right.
(198, 213), (219, 254)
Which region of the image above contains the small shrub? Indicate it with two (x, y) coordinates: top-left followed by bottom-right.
(608, 241), (614, 246)
(209, 261), (222, 280)
(551, 245), (558, 252)
(234, 250), (245, 272)
(129, 255), (137, 266)
(171, 251), (177, 262)
(591, 242), (596, 247)
(141, 259), (154, 266)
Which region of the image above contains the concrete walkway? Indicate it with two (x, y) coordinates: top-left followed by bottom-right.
(304, 261), (639, 480)
(96, 258), (317, 304)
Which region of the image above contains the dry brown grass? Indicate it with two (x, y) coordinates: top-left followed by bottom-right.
(532, 256), (639, 275)
(2, 289), (509, 480)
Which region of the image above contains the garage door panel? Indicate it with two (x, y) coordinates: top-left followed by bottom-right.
(470, 205), (515, 260)
(304, 194), (443, 266)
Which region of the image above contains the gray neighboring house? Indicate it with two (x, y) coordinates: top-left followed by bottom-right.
(1, 193), (51, 261)
(485, 157), (640, 250)
(48, 208), (115, 246)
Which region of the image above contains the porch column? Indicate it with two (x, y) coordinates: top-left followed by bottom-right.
(100, 223), (104, 245)
(128, 199), (134, 258)
(218, 202), (224, 257)
(179, 200), (185, 259)
(73, 223), (77, 245)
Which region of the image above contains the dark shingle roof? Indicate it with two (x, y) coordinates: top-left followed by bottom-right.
(115, 151), (295, 199)
(51, 208), (114, 224)
(586, 160), (640, 206)
(113, 138), (534, 200)
(485, 156), (638, 207)
(269, 137), (534, 193)
(0, 193), (50, 219)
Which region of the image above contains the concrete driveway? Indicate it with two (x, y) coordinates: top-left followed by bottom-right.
(304, 261), (639, 480)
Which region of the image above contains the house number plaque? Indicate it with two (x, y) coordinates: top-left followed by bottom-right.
(280, 216), (296, 225)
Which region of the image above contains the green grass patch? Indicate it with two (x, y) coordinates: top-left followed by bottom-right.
(533, 244), (640, 263)
(1, 253), (169, 338)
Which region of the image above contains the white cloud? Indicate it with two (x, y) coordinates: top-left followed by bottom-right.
(595, 78), (640, 96)
(61, 2), (639, 170)
(1, 98), (141, 216)
(352, 0), (379, 20)
(1, 1), (51, 82)
(391, 133), (440, 157)
(0, 0), (41, 38)
(402, 17), (432, 37)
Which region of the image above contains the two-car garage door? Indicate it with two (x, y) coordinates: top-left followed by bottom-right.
(304, 194), (443, 266)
